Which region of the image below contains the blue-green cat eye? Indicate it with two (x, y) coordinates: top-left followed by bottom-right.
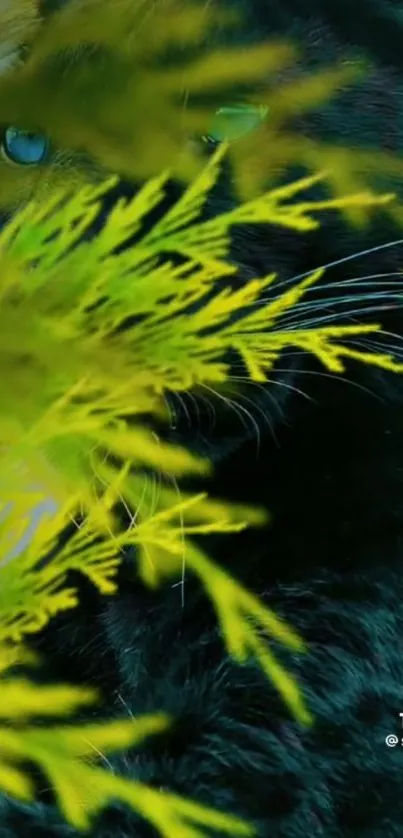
(203, 103), (269, 144)
(1, 126), (50, 166)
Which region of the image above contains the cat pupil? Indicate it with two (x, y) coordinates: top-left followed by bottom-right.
(2, 126), (50, 166)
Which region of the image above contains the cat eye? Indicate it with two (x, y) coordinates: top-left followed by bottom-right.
(0, 107), (267, 168)
(202, 103), (269, 145)
(1, 126), (50, 166)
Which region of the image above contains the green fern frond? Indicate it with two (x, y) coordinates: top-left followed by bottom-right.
(0, 664), (253, 835)
(0, 673), (207, 836)
(132, 528), (312, 725)
(0, 147), (400, 725)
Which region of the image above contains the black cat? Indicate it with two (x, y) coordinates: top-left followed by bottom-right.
(3, 2), (403, 836)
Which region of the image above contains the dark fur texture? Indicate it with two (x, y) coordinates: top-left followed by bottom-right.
(3, 1), (403, 835)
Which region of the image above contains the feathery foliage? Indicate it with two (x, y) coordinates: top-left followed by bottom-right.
(0, 150), (398, 827)
(0, 141), (400, 698)
(1, 3), (403, 833)
(0, 650), (254, 837)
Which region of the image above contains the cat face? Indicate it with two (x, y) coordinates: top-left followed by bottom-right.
(2, 0), (403, 450)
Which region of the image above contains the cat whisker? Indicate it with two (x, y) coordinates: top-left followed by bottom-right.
(283, 238), (403, 287)
(251, 240), (403, 303)
(116, 692), (135, 720)
(223, 385), (280, 447)
(351, 330), (403, 361)
(270, 367), (382, 400)
(166, 472), (187, 608)
(201, 383), (262, 454)
(192, 390), (219, 432)
(258, 271), (403, 304)
(375, 328), (403, 354)
(81, 737), (115, 773)
(230, 373), (314, 407)
(166, 390), (193, 430)
(168, 388), (218, 434)
(301, 272), (403, 292)
(278, 298), (403, 330)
